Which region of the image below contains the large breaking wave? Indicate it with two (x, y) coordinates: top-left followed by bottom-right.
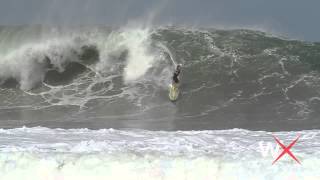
(0, 26), (159, 90)
(0, 26), (319, 130)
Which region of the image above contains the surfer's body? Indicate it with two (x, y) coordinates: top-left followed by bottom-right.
(172, 64), (181, 86)
(169, 64), (181, 101)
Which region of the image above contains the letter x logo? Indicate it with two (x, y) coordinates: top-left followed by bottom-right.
(272, 135), (301, 165)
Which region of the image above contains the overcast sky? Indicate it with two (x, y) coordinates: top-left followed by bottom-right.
(0, 0), (319, 41)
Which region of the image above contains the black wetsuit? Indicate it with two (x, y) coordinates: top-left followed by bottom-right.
(173, 69), (181, 84)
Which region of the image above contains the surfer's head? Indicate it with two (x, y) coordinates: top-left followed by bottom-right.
(176, 64), (182, 70)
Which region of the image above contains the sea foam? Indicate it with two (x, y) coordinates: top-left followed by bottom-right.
(0, 127), (319, 180)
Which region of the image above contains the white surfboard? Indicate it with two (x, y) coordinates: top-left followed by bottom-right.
(169, 83), (179, 101)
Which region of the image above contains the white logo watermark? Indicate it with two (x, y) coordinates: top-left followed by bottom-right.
(258, 132), (319, 159)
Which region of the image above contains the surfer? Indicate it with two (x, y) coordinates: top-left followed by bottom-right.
(172, 64), (182, 86)
(169, 64), (182, 101)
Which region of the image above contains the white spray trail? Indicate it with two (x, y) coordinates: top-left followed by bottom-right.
(157, 42), (177, 67)
(94, 28), (158, 84)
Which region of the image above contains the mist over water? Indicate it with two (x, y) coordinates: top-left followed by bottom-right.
(1, 0), (320, 41)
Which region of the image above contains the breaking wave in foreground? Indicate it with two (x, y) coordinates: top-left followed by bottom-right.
(0, 127), (320, 180)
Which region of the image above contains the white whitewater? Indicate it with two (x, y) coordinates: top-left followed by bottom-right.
(0, 127), (319, 180)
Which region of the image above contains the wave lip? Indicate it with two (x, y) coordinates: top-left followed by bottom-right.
(0, 37), (94, 90)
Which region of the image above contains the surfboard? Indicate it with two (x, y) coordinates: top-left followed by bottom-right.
(169, 83), (179, 101)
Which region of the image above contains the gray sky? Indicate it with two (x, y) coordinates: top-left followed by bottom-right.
(0, 0), (319, 41)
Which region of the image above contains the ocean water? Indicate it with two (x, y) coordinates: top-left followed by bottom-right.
(0, 127), (320, 179)
(0, 25), (319, 179)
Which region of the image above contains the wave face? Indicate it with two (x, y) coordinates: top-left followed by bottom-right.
(0, 26), (320, 179)
(0, 26), (320, 130)
(0, 127), (319, 180)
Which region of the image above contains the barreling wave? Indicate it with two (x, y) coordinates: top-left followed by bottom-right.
(0, 26), (158, 90)
(0, 26), (320, 130)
